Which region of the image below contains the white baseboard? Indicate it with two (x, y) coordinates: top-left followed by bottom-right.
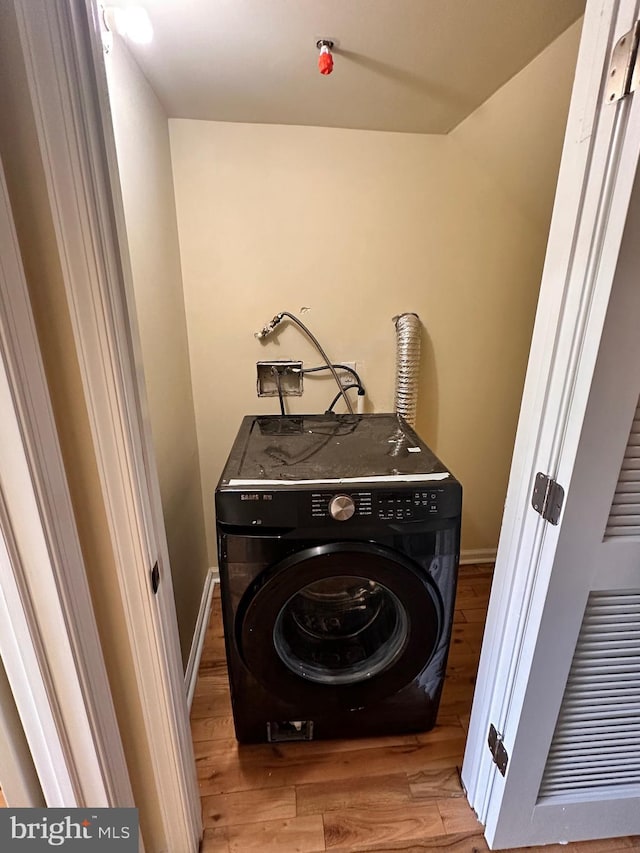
(460, 548), (497, 565)
(184, 568), (217, 710)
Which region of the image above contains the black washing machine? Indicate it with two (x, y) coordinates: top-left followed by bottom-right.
(215, 413), (462, 744)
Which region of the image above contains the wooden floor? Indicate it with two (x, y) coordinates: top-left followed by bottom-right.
(191, 566), (640, 853)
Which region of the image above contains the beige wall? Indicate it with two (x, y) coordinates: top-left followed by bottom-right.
(170, 21), (581, 562)
(441, 18), (583, 550)
(105, 40), (209, 666)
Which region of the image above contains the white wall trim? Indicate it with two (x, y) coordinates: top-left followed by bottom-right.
(0, 517), (76, 807)
(0, 156), (133, 808)
(185, 569), (217, 710)
(459, 549), (497, 566)
(12, 0), (201, 848)
(0, 657), (44, 807)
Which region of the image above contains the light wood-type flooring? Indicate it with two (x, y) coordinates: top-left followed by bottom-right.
(191, 565), (640, 853)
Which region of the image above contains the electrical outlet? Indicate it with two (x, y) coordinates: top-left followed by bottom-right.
(337, 362), (357, 387)
(257, 361), (303, 397)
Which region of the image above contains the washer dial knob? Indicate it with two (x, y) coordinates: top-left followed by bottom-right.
(329, 494), (355, 521)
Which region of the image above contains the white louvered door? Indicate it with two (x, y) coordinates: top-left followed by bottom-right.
(462, 0), (640, 847)
(539, 590), (640, 798)
(605, 400), (640, 537)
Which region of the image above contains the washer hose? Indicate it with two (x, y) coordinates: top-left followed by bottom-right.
(255, 311), (354, 413)
(393, 313), (421, 427)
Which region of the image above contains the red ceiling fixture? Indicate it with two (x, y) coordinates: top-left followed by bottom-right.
(317, 39), (334, 75)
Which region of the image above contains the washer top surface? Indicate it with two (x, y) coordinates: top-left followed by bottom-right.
(218, 413), (454, 486)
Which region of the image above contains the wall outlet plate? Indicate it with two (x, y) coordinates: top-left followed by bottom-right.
(337, 362), (357, 387)
(257, 361), (303, 397)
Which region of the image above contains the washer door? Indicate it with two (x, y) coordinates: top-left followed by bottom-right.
(237, 541), (443, 709)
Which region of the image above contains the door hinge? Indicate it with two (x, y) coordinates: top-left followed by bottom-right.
(488, 723), (509, 776)
(150, 561), (160, 595)
(607, 20), (640, 104)
(531, 472), (564, 525)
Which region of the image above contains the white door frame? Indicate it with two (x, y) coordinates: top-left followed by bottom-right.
(463, 0), (640, 845)
(0, 656), (44, 808)
(9, 0), (201, 849)
(0, 155), (134, 810)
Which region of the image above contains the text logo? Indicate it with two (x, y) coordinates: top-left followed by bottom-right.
(0, 809), (138, 850)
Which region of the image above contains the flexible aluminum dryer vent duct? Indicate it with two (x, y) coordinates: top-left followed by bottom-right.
(393, 312), (421, 427)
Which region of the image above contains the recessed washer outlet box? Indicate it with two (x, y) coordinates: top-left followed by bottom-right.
(257, 361), (303, 397)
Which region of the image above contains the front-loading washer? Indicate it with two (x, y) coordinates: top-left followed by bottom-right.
(215, 413), (461, 743)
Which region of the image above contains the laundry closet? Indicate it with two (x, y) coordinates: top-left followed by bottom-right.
(102, 5), (583, 671)
(9, 2), (640, 850)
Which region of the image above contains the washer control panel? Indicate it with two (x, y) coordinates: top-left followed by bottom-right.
(312, 491), (373, 520)
(217, 482), (460, 527)
(310, 488), (449, 523)
(377, 489), (442, 521)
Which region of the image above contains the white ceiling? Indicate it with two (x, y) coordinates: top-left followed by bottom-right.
(109, 0), (585, 135)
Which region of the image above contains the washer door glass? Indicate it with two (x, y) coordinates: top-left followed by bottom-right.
(273, 575), (408, 685)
